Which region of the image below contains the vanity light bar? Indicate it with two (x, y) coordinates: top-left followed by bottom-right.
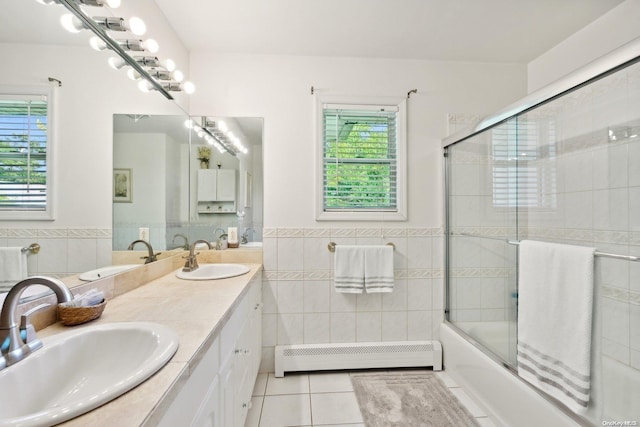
(54, 0), (175, 99)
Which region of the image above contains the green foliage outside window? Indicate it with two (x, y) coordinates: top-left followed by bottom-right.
(323, 110), (397, 211)
(0, 100), (48, 210)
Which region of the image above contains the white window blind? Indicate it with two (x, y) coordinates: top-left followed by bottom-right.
(0, 94), (49, 212)
(322, 104), (398, 212)
(491, 118), (557, 209)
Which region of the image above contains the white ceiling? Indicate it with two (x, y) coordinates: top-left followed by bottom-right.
(152, 0), (625, 63)
(1, 0), (625, 64)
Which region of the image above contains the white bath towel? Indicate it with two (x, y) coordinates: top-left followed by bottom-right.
(364, 245), (394, 293)
(517, 240), (595, 414)
(0, 247), (28, 292)
(334, 245), (365, 294)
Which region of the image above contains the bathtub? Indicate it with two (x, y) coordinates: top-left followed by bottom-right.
(452, 320), (516, 365)
(440, 322), (582, 427)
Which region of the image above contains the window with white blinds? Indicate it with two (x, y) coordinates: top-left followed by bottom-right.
(491, 118), (557, 209)
(0, 91), (52, 219)
(322, 104), (398, 213)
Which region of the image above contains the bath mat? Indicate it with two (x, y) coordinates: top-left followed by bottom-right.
(350, 370), (481, 427)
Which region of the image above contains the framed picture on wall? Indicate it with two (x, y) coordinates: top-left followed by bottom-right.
(113, 168), (132, 203)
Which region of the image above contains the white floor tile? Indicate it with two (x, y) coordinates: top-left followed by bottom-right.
(260, 394), (312, 427)
(253, 372), (268, 396)
(265, 373), (310, 395)
(309, 372), (354, 393)
(449, 387), (487, 418)
(310, 392), (364, 425)
(244, 396), (263, 427)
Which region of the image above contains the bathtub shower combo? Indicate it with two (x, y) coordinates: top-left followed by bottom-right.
(442, 40), (640, 426)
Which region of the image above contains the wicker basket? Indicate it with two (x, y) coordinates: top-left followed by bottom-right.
(58, 299), (107, 326)
(228, 242), (240, 248)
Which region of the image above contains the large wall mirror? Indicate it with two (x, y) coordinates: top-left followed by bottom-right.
(113, 115), (263, 252)
(0, 0), (263, 302)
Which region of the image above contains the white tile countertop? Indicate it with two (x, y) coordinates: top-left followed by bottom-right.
(35, 262), (262, 426)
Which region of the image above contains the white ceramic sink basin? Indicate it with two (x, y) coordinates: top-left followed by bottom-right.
(78, 264), (139, 281)
(0, 322), (179, 427)
(176, 263), (250, 280)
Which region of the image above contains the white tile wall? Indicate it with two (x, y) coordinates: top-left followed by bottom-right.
(0, 228), (112, 278)
(259, 226), (443, 373)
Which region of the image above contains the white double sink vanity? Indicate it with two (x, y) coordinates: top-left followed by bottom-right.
(1, 250), (263, 427)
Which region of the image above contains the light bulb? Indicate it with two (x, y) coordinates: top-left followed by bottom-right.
(218, 120), (228, 133)
(127, 16), (146, 36)
(183, 81), (195, 94)
(137, 79), (152, 93)
(184, 119), (194, 129)
(89, 36), (107, 51)
(36, 0), (57, 5)
(143, 38), (159, 53)
(161, 59), (176, 72)
(60, 14), (83, 33)
(103, 0), (121, 7)
(107, 56), (126, 70)
(172, 70), (184, 82)
(126, 69), (141, 80)
(227, 131), (235, 139)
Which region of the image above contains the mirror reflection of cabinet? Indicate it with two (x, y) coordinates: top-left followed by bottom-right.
(197, 169), (236, 213)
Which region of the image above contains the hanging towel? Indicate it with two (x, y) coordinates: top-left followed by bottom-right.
(517, 240), (595, 414)
(334, 245), (365, 294)
(364, 245), (394, 293)
(0, 247), (29, 292)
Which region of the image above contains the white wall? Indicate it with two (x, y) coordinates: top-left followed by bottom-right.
(528, 0), (640, 92)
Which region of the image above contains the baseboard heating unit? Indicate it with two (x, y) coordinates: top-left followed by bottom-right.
(275, 340), (442, 377)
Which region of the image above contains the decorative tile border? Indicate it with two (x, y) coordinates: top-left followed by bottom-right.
(276, 228), (304, 237)
(450, 267), (511, 278)
(303, 228), (331, 237)
(1, 228), (113, 239)
(601, 285), (640, 306)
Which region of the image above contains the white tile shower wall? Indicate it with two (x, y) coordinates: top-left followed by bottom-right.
(260, 226), (444, 373)
(0, 228), (112, 279)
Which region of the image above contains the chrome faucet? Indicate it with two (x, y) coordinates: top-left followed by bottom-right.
(171, 234), (189, 250)
(0, 276), (73, 370)
(213, 228), (228, 250)
(182, 239), (213, 272)
(241, 227), (255, 244)
(128, 239), (160, 264)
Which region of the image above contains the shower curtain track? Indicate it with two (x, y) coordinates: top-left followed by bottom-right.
(450, 232), (640, 262)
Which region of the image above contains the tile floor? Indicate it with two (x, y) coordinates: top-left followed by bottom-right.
(245, 369), (498, 427)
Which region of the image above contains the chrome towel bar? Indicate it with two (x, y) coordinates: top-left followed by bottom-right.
(328, 241), (396, 253)
(21, 243), (40, 255)
(450, 232), (639, 262)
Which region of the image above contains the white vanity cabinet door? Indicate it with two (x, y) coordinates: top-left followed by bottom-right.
(158, 336), (220, 427)
(160, 274), (262, 427)
(216, 169), (236, 201)
(197, 169), (218, 201)
(218, 275), (263, 427)
(191, 376), (221, 427)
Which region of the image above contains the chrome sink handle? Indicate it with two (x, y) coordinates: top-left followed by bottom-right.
(20, 303), (51, 344)
(0, 276), (73, 369)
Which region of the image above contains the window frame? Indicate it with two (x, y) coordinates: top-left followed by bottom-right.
(315, 94), (407, 221)
(0, 85), (56, 221)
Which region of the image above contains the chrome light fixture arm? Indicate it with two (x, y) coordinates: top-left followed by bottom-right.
(56, 0), (174, 99)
